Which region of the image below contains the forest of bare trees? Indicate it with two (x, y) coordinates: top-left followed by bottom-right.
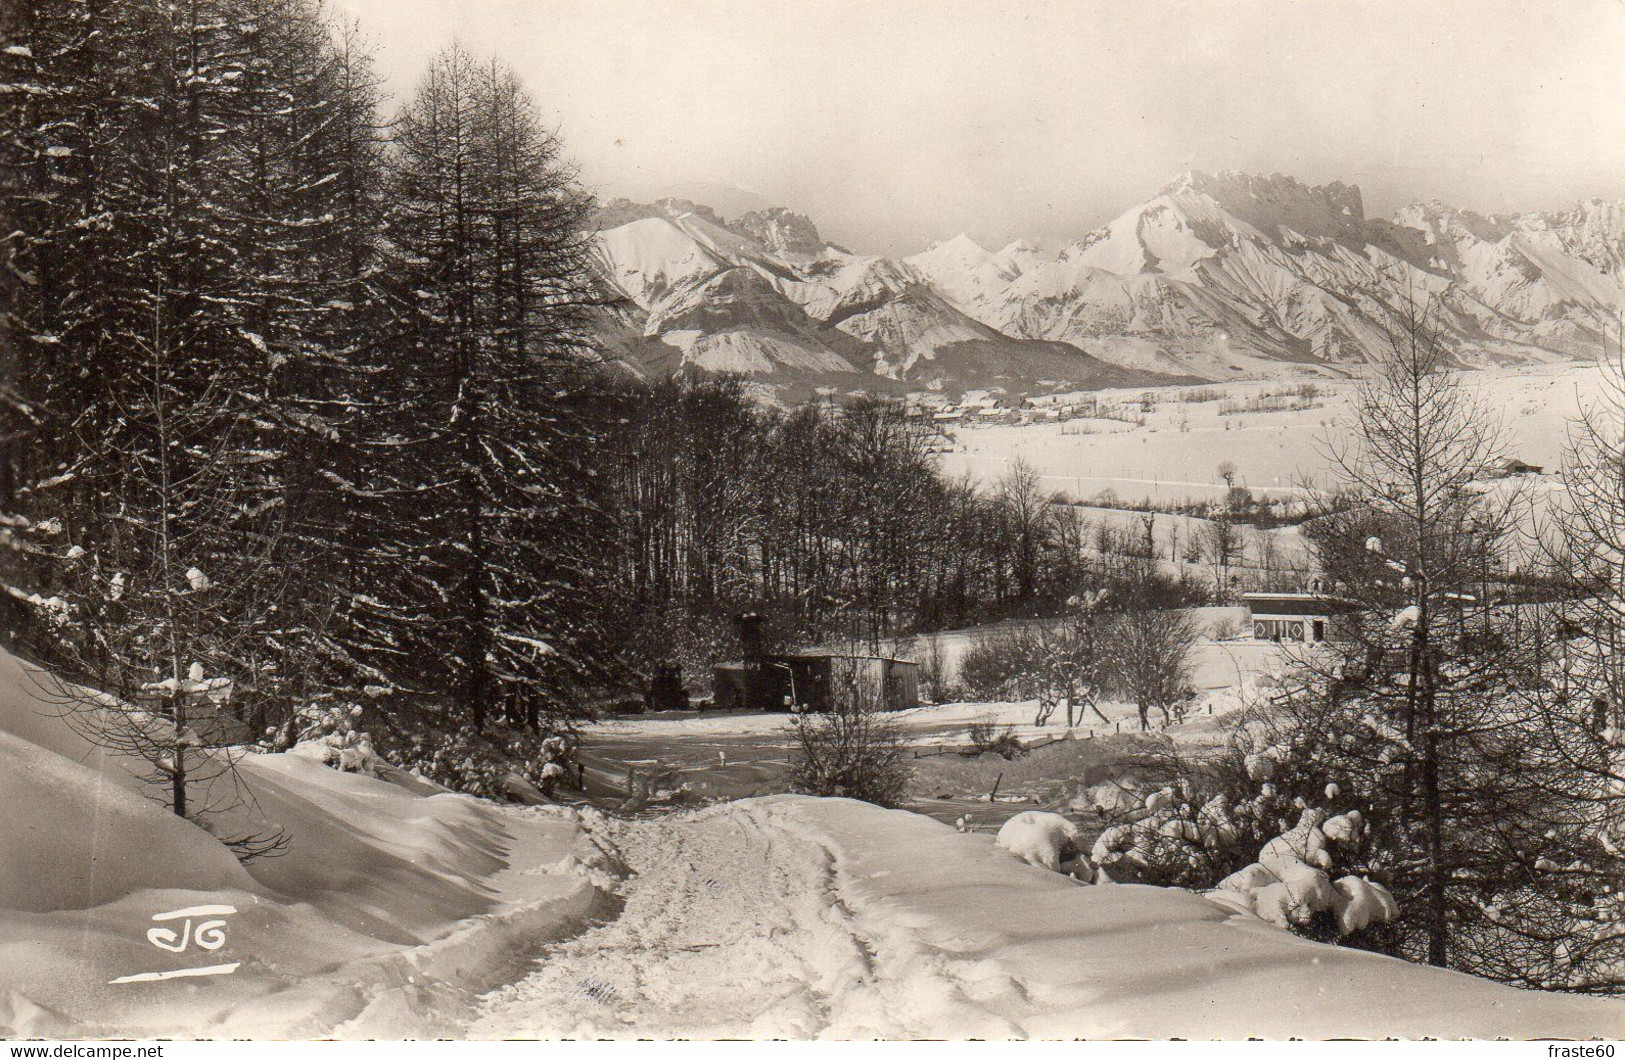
(595, 379), (1217, 698)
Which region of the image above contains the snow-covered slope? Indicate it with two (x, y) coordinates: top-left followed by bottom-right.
(1394, 199), (1625, 352)
(760, 797), (1620, 1038)
(591, 198), (1189, 400)
(998, 237), (1061, 274)
(0, 649), (618, 1037)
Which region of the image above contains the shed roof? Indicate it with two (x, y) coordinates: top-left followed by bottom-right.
(1242, 592), (1360, 615)
(717, 652), (917, 668)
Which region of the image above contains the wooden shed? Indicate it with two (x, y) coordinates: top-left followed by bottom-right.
(713, 613), (919, 713)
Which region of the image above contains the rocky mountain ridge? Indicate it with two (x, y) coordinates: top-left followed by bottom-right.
(589, 174), (1625, 401)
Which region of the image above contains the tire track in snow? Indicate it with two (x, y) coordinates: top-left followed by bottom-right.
(467, 803), (998, 1038)
(469, 805), (857, 1037)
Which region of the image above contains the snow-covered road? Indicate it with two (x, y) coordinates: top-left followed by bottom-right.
(471, 803), (1000, 1038)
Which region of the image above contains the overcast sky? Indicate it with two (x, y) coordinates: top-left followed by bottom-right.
(329, 0), (1625, 256)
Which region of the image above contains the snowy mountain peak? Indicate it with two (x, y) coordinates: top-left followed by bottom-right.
(928, 232), (993, 255)
(979, 170), (1625, 376)
(593, 196), (733, 232)
(591, 193), (1186, 399)
(592, 174), (1625, 397)
(1160, 170), (1366, 225)
(904, 233), (1022, 311)
(732, 207), (826, 257)
(1391, 200), (1507, 245)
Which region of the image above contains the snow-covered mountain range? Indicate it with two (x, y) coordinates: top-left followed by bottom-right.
(591, 172), (1625, 400)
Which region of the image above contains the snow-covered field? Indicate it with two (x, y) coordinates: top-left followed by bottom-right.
(586, 614), (1278, 772)
(940, 362), (1608, 505)
(5, 645), (1622, 1039)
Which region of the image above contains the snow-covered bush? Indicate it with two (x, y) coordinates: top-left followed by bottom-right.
(1211, 806), (1398, 937)
(378, 722), (576, 801)
(1072, 777), (1145, 817)
(1331, 875), (1401, 936)
(1081, 725), (1394, 908)
(996, 810), (1093, 880)
(285, 702), (379, 774)
(1088, 786), (1243, 887)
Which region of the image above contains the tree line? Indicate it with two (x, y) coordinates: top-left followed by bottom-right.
(595, 377), (1213, 697)
(0, 0), (608, 821)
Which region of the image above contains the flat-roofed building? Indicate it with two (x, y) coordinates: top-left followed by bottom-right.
(1243, 591), (1355, 643)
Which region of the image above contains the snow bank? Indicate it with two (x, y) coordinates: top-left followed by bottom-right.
(0, 727), (254, 913)
(0, 648), (619, 1037)
(753, 795), (1623, 1039)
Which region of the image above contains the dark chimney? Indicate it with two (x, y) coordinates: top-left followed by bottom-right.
(736, 613), (766, 663)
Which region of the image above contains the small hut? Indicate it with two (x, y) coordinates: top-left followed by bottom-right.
(712, 615), (920, 713)
(1496, 458), (1545, 477)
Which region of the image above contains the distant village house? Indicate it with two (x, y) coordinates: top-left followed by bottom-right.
(1243, 591), (1355, 643)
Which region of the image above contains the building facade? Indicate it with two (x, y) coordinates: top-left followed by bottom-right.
(1242, 592), (1352, 643)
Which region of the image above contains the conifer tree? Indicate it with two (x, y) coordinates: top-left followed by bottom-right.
(0, 0), (395, 843)
(376, 46), (603, 734)
(1227, 295), (1621, 989)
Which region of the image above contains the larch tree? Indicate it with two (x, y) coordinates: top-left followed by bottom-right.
(212, 2), (393, 738)
(995, 456), (1051, 603)
(5, 0), (299, 845)
(1244, 289), (1617, 988)
(0, 0), (391, 851)
(1530, 316), (1625, 993)
(377, 47), (603, 735)
(1314, 291), (1510, 968)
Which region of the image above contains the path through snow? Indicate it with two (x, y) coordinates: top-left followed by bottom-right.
(470, 803), (1017, 1038)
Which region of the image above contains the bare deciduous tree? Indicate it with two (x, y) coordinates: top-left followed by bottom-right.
(1110, 605), (1200, 730)
(1014, 612), (1114, 728)
(789, 654), (911, 807)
